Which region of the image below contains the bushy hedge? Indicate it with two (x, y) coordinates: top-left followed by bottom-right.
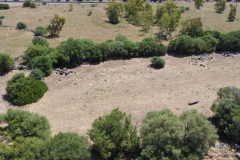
(23, 45), (51, 63)
(28, 56), (53, 76)
(0, 4), (9, 10)
(0, 53), (15, 73)
(217, 30), (240, 51)
(32, 37), (49, 47)
(168, 35), (217, 55)
(6, 73), (48, 106)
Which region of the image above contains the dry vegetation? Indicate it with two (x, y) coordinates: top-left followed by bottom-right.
(0, 2), (240, 137)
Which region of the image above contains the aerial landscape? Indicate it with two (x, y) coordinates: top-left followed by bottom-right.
(0, 0), (240, 159)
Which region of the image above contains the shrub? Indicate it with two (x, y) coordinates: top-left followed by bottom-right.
(123, 40), (138, 58)
(28, 56), (53, 76)
(88, 108), (140, 159)
(42, 2), (47, 5)
(0, 4), (9, 10)
(228, 5), (237, 22)
(179, 6), (186, 13)
(168, 35), (206, 55)
(150, 56), (165, 69)
(89, 45), (102, 64)
(6, 73), (48, 106)
(140, 109), (218, 159)
(115, 34), (128, 41)
(201, 35), (218, 52)
(185, 6), (190, 10)
(30, 69), (46, 80)
(0, 19), (2, 25)
(195, 0), (206, 9)
(211, 86), (240, 143)
(215, 0), (226, 14)
(32, 37), (49, 46)
(217, 30), (240, 51)
(23, 0), (31, 7)
(43, 133), (91, 160)
(87, 10), (92, 16)
(30, 2), (37, 8)
(203, 30), (222, 40)
(0, 53), (15, 73)
(2, 109), (51, 140)
(34, 26), (48, 36)
(16, 22), (27, 30)
(138, 37), (167, 57)
(23, 45), (51, 63)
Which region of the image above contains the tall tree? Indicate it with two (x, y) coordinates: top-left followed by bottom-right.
(47, 15), (65, 37)
(195, 0), (206, 9)
(106, 0), (124, 24)
(180, 17), (204, 38)
(214, 0), (227, 14)
(156, 1), (181, 40)
(124, 0), (144, 26)
(228, 4), (237, 22)
(141, 2), (154, 32)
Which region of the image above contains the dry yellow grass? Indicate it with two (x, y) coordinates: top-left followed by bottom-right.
(0, 2), (240, 56)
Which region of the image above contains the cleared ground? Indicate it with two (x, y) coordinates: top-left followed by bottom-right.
(0, 3), (240, 136)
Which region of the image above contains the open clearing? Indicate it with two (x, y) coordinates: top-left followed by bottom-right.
(0, 3), (240, 136)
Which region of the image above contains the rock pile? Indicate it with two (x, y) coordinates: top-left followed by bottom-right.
(189, 53), (213, 66)
(54, 68), (75, 75)
(222, 51), (235, 58)
(13, 55), (22, 61)
(12, 65), (28, 70)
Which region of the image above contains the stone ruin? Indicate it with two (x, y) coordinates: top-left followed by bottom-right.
(189, 53), (213, 67)
(54, 68), (75, 75)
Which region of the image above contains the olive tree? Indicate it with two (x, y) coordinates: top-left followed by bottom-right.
(106, 0), (124, 24)
(47, 15), (65, 37)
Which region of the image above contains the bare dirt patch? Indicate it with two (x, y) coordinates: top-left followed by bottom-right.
(1, 53), (239, 136)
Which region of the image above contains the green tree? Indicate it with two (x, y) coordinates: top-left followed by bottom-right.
(214, 0), (227, 14)
(141, 2), (154, 32)
(0, 137), (46, 160)
(88, 108), (140, 160)
(23, 45), (51, 63)
(180, 110), (218, 159)
(47, 15), (65, 37)
(106, 0), (124, 24)
(156, 2), (181, 40)
(228, 4), (237, 22)
(140, 109), (218, 159)
(6, 73), (48, 106)
(2, 109), (51, 140)
(211, 86), (240, 142)
(140, 109), (183, 160)
(124, 0), (144, 26)
(43, 132), (91, 160)
(180, 17), (204, 38)
(0, 53), (14, 73)
(195, 0), (206, 9)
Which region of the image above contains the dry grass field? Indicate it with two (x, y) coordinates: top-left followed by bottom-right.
(0, 2), (240, 138)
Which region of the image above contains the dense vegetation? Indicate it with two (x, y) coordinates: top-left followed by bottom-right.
(211, 86), (240, 143)
(6, 73), (48, 106)
(0, 53), (14, 73)
(0, 4), (9, 10)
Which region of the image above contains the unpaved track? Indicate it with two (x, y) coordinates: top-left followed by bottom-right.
(0, 54), (240, 136)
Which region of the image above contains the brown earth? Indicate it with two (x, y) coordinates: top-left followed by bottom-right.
(1, 53), (240, 136)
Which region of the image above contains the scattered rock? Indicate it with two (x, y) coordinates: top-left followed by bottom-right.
(55, 68), (74, 75)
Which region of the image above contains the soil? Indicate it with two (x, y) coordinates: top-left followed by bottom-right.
(1, 53), (240, 137)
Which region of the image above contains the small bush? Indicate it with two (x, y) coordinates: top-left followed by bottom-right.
(42, 2), (47, 5)
(0, 53), (15, 73)
(6, 73), (48, 106)
(179, 6), (186, 13)
(0, 4), (10, 10)
(185, 6), (190, 10)
(115, 34), (128, 41)
(23, 0), (31, 7)
(23, 45), (51, 63)
(201, 35), (218, 52)
(32, 37), (49, 47)
(34, 26), (48, 37)
(30, 2), (37, 8)
(90, 4), (97, 7)
(150, 56), (165, 69)
(30, 69), (46, 80)
(0, 19), (2, 25)
(16, 22), (27, 30)
(228, 4), (237, 22)
(87, 10), (92, 16)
